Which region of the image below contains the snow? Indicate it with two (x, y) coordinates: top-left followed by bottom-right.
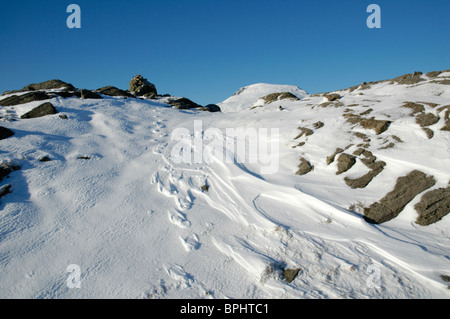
(0, 77), (449, 299)
(218, 83), (308, 113)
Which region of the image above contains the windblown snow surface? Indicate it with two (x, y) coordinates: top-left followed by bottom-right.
(0, 75), (449, 299)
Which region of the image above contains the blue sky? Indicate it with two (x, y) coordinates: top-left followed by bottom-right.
(1, 0), (449, 105)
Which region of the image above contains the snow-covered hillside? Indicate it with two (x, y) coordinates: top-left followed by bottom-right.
(218, 83), (308, 113)
(0, 71), (449, 299)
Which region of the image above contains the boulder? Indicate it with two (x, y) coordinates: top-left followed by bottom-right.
(79, 89), (102, 99)
(0, 184), (11, 199)
(129, 75), (157, 97)
(2, 79), (75, 96)
(0, 162), (21, 181)
(203, 104), (221, 112)
(296, 158), (313, 175)
(324, 93), (341, 101)
(415, 113), (440, 127)
(95, 86), (134, 98)
(21, 102), (57, 119)
(0, 91), (52, 106)
(0, 126), (14, 140)
(363, 170), (436, 224)
(390, 72), (425, 85)
(359, 118), (391, 135)
(415, 186), (450, 226)
(336, 153), (356, 175)
(167, 97), (201, 109)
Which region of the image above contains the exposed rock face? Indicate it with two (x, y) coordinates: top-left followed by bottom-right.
(326, 148), (344, 165)
(296, 158), (313, 175)
(0, 162), (21, 181)
(20, 102), (57, 119)
(390, 72), (425, 85)
(324, 93), (341, 101)
(261, 92), (300, 104)
(129, 75), (157, 97)
(415, 186), (450, 226)
(95, 86), (134, 98)
(167, 97), (201, 109)
(0, 91), (52, 106)
(0, 126), (14, 140)
(336, 153), (356, 175)
(415, 113), (440, 127)
(344, 161), (385, 189)
(80, 89), (102, 99)
(363, 170), (436, 224)
(2, 79), (75, 96)
(359, 118), (391, 135)
(202, 104), (221, 112)
(294, 127), (313, 140)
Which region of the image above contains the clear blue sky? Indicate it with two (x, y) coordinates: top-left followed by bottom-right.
(1, 0), (449, 105)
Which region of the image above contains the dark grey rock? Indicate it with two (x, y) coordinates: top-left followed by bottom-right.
(415, 186), (450, 226)
(129, 75), (157, 97)
(0, 126), (14, 140)
(2, 79), (75, 96)
(0, 184), (11, 199)
(21, 102), (57, 119)
(0, 91), (52, 106)
(363, 170), (436, 224)
(168, 97), (201, 109)
(95, 86), (134, 98)
(80, 89), (102, 99)
(0, 162), (21, 182)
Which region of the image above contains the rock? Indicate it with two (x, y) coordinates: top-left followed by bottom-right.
(344, 161), (385, 189)
(294, 127), (314, 140)
(390, 72), (425, 85)
(204, 104), (221, 112)
(2, 79), (75, 96)
(414, 186), (450, 226)
(0, 91), (52, 106)
(359, 118), (391, 135)
(95, 86), (134, 98)
(324, 93), (341, 101)
(0, 126), (14, 140)
(422, 128), (434, 139)
(39, 156), (51, 162)
(415, 113), (440, 127)
(80, 89), (102, 99)
(326, 148), (344, 165)
(296, 158), (313, 175)
(167, 97), (201, 109)
(401, 102), (425, 115)
(336, 153), (356, 175)
(0, 162), (21, 181)
(0, 184), (11, 199)
(363, 170), (436, 224)
(261, 92), (300, 104)
(21, 102), (57, 119)
(313, 121), (324, 129)
(77, 156), (91, 160)
(129, 75), (157, 97)
(283, 268), (301, 283)
(59, 114), (68, 120)
(201, 184), (209, 192)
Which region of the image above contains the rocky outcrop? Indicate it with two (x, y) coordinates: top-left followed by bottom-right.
(359, 118), (391, 135)
(414, 186), (450, 226)
(324, 93), (341, 101)
(0, 91), (52, 106)
(296, 158), (313, 175)
(390, 72), (425, 85)
(129, 75), (157, 97)
(363, 170), (436, 224)
(95, 86), (134, 98)
(167, 97), (201, 109)
(336, 153), (356, 175)
(0, 126), (14, 140)
(79, 89), (102, 99)
(0, 162), (21, 181)
(2, 79), (75, 96)
(20, 102), (57, 119)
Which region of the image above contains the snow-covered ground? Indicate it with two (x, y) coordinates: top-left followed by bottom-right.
(0, 73), (449, 299)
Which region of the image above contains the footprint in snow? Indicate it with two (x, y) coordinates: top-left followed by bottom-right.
(168, 209), (191, 228)
(179, 234), (201, 252)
